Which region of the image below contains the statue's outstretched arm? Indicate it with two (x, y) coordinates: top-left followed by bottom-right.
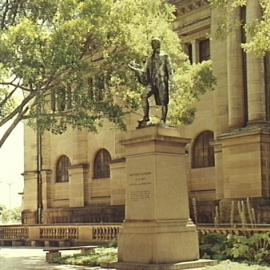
(128, 61), (148, 86)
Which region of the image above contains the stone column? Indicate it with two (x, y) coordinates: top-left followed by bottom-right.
(246, 0), (266, 124)
(191, 40), (199, 64)
(22, 171), (38, 224)
(41, 170), (52, 211)
(227, 6), (245, 128)
(22, 171), (38, 212)
(211, 7), (229, 134)
(68, 164), (89, 207)
(115, 127), (215, 270)
(110, 158), (126, 206)
(213, 141), (224, 200)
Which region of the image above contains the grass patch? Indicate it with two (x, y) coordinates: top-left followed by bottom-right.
(52, 247), (117, 266)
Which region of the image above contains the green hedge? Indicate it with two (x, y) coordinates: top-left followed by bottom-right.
(200, 232), (270, 265)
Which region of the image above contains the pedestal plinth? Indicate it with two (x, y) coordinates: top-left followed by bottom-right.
(115, 126), (213, 270)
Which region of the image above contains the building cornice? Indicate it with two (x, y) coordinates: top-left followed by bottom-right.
(170, 0), (209, 15)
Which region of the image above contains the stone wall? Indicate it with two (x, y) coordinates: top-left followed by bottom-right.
(23, 0), (270, 225)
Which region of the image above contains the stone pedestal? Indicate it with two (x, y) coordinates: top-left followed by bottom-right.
(115, 126), (214, 270)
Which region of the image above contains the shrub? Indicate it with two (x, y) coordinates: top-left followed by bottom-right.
(200, 232), (270, 265)
(227, 233), (270, 264)
(200, 233), (228, 260)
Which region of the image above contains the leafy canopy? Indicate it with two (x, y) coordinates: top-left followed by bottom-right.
(0, 0), (215, 147)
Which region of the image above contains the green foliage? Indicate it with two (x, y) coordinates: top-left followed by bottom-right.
(169, 60), (216, 126)
(53, 247), (117, 266)
(0, 0), (215, 147)
(228, 235), (252, 261)
(210, 0), (270, 56)
(200, 232), (228, 260)
(200, 232), (270, 265)
(227, 233), (270, 264)
(0, 205), (21, 224)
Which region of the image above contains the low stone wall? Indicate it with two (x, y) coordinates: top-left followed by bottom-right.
(1, 223), (269, 247)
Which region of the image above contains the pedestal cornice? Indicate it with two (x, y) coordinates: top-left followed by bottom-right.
(120, 126), (190, 146)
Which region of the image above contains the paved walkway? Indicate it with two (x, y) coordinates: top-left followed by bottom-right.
(0, 247), (109, 270)
(0, 247), (210, 270)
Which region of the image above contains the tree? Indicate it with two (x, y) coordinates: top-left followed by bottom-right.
(210, 0), (270, 56)
(0, 204), (21, 224)
(0, 0), (215, 148)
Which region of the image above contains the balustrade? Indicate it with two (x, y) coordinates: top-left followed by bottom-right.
(40, 226), (79, 240)
(0, 224), (121, 245)
(1, 224), (270, 246)
(92, 225), (121, 242)
(0, 226), (29, 240)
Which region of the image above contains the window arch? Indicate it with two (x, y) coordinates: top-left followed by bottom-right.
(192, 131), (215, 168)
(56, 155), (71, 182)
(94, 149), (111, 179)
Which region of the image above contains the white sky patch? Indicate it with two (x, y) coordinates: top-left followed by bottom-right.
(0, 121), (24, 208)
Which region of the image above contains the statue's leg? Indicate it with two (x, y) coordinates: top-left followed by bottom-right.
(142, 91), (152, 121)
(161, 105), (168, 123)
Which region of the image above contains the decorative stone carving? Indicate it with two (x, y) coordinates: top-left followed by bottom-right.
(170, 0), (209, 16)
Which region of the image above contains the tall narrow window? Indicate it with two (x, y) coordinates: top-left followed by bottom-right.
(185, 43), (193, 64)
(51, 84), (72, 112)
(199, 39), (210, 62)
(241, 6), (248, 125)
(192, 131), (215, 168)
(265, 53), (270, 121)
(94, 149), (111, 179)
(56, 155), (71, 182)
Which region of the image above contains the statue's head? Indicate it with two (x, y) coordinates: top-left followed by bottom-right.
(151, 38), (161, 52)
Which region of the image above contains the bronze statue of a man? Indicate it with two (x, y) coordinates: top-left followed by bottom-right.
(129, 38), (172, 128)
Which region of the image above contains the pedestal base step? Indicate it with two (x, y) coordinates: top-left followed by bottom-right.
(113, 259), (217, 270)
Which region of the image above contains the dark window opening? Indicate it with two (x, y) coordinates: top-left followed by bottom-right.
(51, 85), (72, 112)
(240, 6), (248, 125)
(94, 149), (111, 179)
(186, 43), (193, 64)
(264, 54), (270, 121)
(56, 155), (71, 182)
(199, 39), (210, 62)
(192, 131), (215, 168)
(88, 73), (109, 102)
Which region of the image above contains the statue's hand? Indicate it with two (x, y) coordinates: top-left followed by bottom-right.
(128, 61), (142, 73)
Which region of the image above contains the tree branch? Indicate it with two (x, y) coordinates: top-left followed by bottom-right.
(0, 106), (28, 148)
(0, 92), (35, 127)
(0, 82), (31, 92)
(0, 86), (18, 108)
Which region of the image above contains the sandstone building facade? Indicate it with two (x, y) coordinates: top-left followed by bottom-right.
(23, 0), (270, 225)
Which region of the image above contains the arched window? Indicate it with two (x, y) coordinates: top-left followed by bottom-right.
(56, 155), (71, 182)
(192, 131), (215, 168)
(94, 149), (111, 179)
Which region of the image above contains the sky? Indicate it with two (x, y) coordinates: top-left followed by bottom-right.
(0, 122), (24, 208)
